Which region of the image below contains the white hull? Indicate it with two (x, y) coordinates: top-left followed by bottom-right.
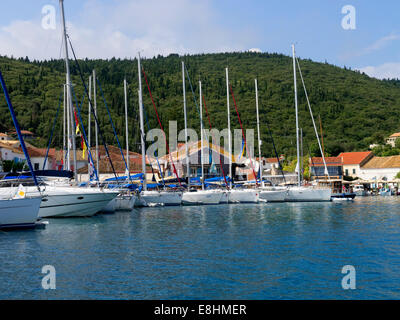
(228, 189), (259, 203)
(137, 191), (182, 207)
(115, 194), (137, 210)
(40, 189), (119, 217)
(182, 190), (223, 205)
(0, 186), (119, 217)
(259, 189), (287, 202)
(0, 197), (41, 228)
(285, 186), (332, 202)
(219, 191), (229, 203)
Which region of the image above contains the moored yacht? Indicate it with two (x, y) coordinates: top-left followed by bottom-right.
(228, 189), (259, 203)
(284, 44), (332, 202)
(259, 188), (287, 202)
(285, 186), (331, 202)
(0, 184), (119, 217)
(0, 196), (42, 229)
(137, 190), (183, 206)
(182, 189), (223, 205)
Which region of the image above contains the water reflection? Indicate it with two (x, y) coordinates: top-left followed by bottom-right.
(2, 198), (400, 299)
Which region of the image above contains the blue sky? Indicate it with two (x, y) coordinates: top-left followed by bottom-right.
(0, 0), (399, 78)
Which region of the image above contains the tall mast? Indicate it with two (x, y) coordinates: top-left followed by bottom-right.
(255, 79), (263, 187)
(300, 127), (303, 182)
(60, 0), (77, 181)
(225, 67), (232, 188)
(138, 53), (147, 191)
(93, 69), (99, 180)
(63, 83), (66, 169)
(124, 78), (130, 176)
(199, 80), (204, 190)
(292, 44), (301, 187)
(88, 75), (91, 175)
(182, 61), (190, 189)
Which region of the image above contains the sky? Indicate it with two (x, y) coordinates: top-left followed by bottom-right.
(0, 0), (399, 79)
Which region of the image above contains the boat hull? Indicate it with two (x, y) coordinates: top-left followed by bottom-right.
(115, 194), (137, 210)
(331, 192), (356, 200)
(182, 190), (223, 205)
(259, 189), (287, 202)
(228, 189), (259, 203)
(0, 197), (41, 228)
(219, 191), (229, 203)
(38, 190), (119, 217)
(137, 191), (182, 207)
(285, 187), (332, 202)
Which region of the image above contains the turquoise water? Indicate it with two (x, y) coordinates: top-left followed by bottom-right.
(1, 197), (400, 299)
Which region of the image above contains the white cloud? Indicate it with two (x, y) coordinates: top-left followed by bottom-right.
(341, 33), (400, 61)
(0, 0), (255, 60)
(363, 33), (400, 54)
(248, 48), (262, 53)
(358, 62), (400, 79)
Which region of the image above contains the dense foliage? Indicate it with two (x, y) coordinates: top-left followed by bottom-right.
(1, 52), (400, 158)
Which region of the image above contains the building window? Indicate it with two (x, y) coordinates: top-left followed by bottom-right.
(345, 169), (349, 176)
(34, 163), (39, 171)
(352, 169), (356, 174)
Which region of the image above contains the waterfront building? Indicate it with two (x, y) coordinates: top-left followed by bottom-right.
(358, 155), (400, 181)
(338, 151), (373, 178)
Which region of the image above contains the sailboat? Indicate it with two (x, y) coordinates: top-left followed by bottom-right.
(0, 71), (42, 229)
(136, 53), (182, 207)
(106, 78), (138, 211)
(254, 79), (287, 202)
(285, 44), (331, 202)
(181, 64), (223, 205)
(14, 0), (119, 217)
(224, 68), (259, 203)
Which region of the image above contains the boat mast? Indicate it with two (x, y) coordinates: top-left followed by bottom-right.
(88, 75), (91, 175)
(226, 67), (232, 189)
(124, 78), (130, 176)
(296, 58), (331, 181)
(93, 70), (99, 181)
(182, 61), (190, 189)
(60, 0), (77, 181)
(300, 127), (303, 182)
(63, 83), (66, 169)
(138, 53), (147, 191)
(292, 44), (301, 187)
(199, 80), (204, 190)
(255, 79), (263, 187)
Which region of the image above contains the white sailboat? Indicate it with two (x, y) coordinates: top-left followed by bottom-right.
(0, 71), (42, 229)
(224, 67), (258, 203)
(254, 78), (287, 202)
(0, 195), (41, 229)
(23, 0), (119, 217)
(110, 78), (138, 211)
(285, 44), (331, 202)
(136, 53), (182, 207)
(181, 66), (223, 205)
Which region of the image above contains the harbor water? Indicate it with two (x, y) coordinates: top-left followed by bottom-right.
(1, 197), (400, 299)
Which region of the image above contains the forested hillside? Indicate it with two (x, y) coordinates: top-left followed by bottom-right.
(1, 52), (400, 158)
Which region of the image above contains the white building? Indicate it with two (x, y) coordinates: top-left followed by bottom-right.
(359, 155), (400, 181)
(386, 133), (400, 147)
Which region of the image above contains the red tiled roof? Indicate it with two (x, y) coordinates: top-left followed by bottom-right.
(310, 156), (342, 166)
(389, 133), (400, 138)
(26, 146), (56, 158)
(266, 157), (278, 163)
(338, 151), (372, 165)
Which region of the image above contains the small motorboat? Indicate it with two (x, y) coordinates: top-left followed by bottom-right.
(331, 192), (356, 201)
